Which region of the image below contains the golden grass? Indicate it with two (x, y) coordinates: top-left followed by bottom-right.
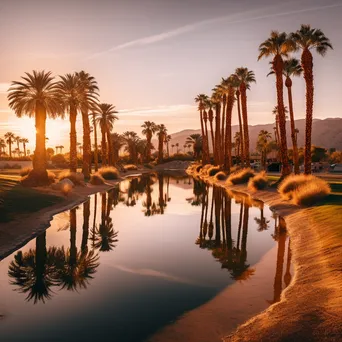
(278, 174), (315, 199)
(123, 164), (138, 171)
(89, 173), (105, 185)
(248, 171), (268, 192)
(226, 168), (255, 185)
(21, 170), (56, 187)
(292, 179), (331, 206)
(58, 171), (84, 185)
(19, 167), (32, 177)
(214, 171), (227, 181)
(98, 166), (120, 180)
(208, 166), (221, 177)
(200, 164), (214, 176)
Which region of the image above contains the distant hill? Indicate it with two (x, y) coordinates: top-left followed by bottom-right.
(156, 118), (342, 152)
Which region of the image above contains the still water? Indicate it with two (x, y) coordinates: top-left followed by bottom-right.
(0, 173), (291, 342)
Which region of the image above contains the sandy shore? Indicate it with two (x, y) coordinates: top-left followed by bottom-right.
(176, 171), (342, 342)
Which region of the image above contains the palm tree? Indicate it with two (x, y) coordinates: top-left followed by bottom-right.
(20, 138), (29, 157)
(94, 103), (118, 166)
(195, 94), (209, 164)
(186, 134), (203, 160)
(56, 73), (81, 172)
(234, 68), (256, 168)
(210, 92), (221, 165)
(256, 130), (272, 169)
(157, 124), (167, 163)
(207, 100), (215, 157)
(171, 144), (175, 154)
(175, 142), (179, 154)
(258, 31), (294, 177)
(76, 71), (99, 178)
(0, 138), (6, 155)
(111, 133), (125, 164)
(141, 121), (157, 162)
(234, 132), (241, 161)
(289, 25), (333, 174)
(164, 134), (171, 157)
(90, 111), (99, 171)
(123, 131), (139, 164)
(8, 70), (63, 184)
(15, 136), (21, 154)
(4, 132), (15, 158)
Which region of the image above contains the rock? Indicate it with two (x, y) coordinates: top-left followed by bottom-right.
(51, 178), (75, 190)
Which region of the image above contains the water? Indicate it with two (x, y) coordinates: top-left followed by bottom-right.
(0, 173), (291, 342)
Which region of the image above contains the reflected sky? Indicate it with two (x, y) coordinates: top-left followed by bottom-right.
(0, 173), (291, 342)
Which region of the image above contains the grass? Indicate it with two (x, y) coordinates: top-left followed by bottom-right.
(58, 171), (84, 186)
(227, 168), (255, 185)
(98, 166), (120, 180)
(248, 171), (268, 192)
(214, 171), (227, 181)
(123, 164), (138, 171)
(89, 173), (105, 185)
(208, 166), (221, 177)
(0, 175), (63, 223)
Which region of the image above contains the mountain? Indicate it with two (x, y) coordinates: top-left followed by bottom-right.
(157, 118), (342, 152)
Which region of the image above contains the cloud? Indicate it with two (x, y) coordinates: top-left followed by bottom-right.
(87, 2), (342, 59)
(118, 104), (196, 117)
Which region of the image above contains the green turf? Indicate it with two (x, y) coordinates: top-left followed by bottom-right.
(0, 176), (63, 223)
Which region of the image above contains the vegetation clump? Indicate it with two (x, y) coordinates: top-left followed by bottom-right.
(278, 174), (314, 199)
(200, 164), (214, 176)
(248, 171), (268, 191)
(89, 173), (105, 185)
(214, 171), (227, 181)
(195, 165), (203, 173)
(98, 166), (120, 180)
(227, 168), (255, 185)
(58, 171), (84, 186)
(208, 166), (221, 177)
(20, 167), (32, 177)
(124, 164), (138, 171)
(21, 170), (56, 187)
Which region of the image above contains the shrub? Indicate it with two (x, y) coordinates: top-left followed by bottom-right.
(208, 166), (221, 177)
(58, 171), (84, 186)
(47, 171), (56, 183)
(143, 163), (154, 169)
(195, 165), (203, 173)
(90, 173), (105, 185)
(292, 178), (331, 206)
(98, 166), (120, 180)
(227, 168), (255, 185)
(215, 171), (227, 181)
(124, 164), (138, 171)
(200, 164), (214, 176)
(278, 174), (314, 199)
(20, 167), (32, 177)
(51, 154), (68, 168)
(248, 171), (268, 192)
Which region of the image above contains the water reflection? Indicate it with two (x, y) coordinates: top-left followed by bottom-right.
(196, 186), (292, 301)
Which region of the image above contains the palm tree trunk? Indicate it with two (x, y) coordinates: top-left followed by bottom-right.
(209, 120), (215, 164)
(158, 134), (164, 163)
(273, 231), (286, 303)
(221, 97), (226, 164)
(81, 200), (90, 252)
(224, 91), (234, 172)
(204, 117), (209, 163)
(69, 208), (77, 266)
(8, 142), (12, 158)
(82, 109), (91, 178)
(274, 55), (290, 177)
(106, 127), (113, 166)
(240, 83), (250, 167)
(302, 48), (314, 175)
(236, 91), (245, 166)
(199, 108), (206, 165)
(69, 105), (78, 172)
(146, 132), (152, 162)
(33, 102), (48, 183)
(101, 127), (107, 166)
(286, 78), (299, 174)
(214, 103), (221, 165)
(92, 114), (99, 172)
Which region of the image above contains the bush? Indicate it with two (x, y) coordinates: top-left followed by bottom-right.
(200, 164), (214, 176)
(58, 171), (84, 186)
(248, 171), (268, 192)
(227, 168), (255, 185)
(278, 174), (314, 199)
(51, 154), (68, 168)
(215, 171), (227, 181)
(124, 164), (138, 171)
(143, 163), (154, 169)
(47, 171), (56, 183)
(195, 165), (203, 173)
(90, 173), (105, 185)
(98, 166), (120, 180)
(208, 166), (221, 177)
(20, 167), (32, 176)
(292, 179), (331, 206)
(161, 153), (194, 163)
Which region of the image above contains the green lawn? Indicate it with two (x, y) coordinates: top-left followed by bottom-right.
(0, 175), (63, 223)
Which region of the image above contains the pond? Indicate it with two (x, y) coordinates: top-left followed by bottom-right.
(0, 173), (292, 342)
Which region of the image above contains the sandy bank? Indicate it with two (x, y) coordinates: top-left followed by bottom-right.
(183, 171), (342, 342)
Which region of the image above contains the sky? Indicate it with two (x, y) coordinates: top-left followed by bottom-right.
(0, 0), (341, 151)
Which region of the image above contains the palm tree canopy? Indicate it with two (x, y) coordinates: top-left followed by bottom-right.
(141, 121), (157, 136)
(94, 103), (118, 131)
(157, 124), (167, 138)
(195, 94), (209, 110)
(267, 58), (303, 77)
(234, 67), (256, 89)
(258, 31), (294, 60)
(4, 132), (15, 143)
(8, 70), (64, 119)
(289, 24), (333, 55)
(56, 73), (82, 113)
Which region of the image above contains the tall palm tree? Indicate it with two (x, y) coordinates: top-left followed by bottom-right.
(76, 71), (99, 178)
(289, 25), (333, 174)
(234, 132), (241, 161)
(256, 130), (272, 169)
(56, 73), (82, 172)
(141, 121), (157, 162)
(94, 103), (118, 166)
(269, 59), (302, 173)
(195, 94), (209, 165)
(8, 71), (63, 184)
(90, 112), (99, 171)
(164, 134), (171, 157)
(20, 138), (29, 157)
(235, 81), (245, 165)
(123, 131), (139, 164)
(234, 67), (256, 167)
(4, 132), (15, 158)
(258, 31), (294, 177)
(15, 136), (21, 154)
(157, 124), (167, 163)
(111, 133), (125, 164)
(211, 92), (221, 165)
(207, 101), (215, 157)
(0, 138), (6, 155)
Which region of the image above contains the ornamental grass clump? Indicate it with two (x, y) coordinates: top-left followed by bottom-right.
(90, 173), (105, 185)
(208, 166), (221, 177)
(58, 171), (84, 186)
(123, 164), (138, 171)
(227, 168), (255, 185)
(200, 164), (214, 176)
(98, 166), (120, 180)
(214, 171), (227, 181)
(20, 167), (32, 177)
(248, 171), (268, 192)
(21, 170), (56, 187)
(278, 174), (314, 199)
